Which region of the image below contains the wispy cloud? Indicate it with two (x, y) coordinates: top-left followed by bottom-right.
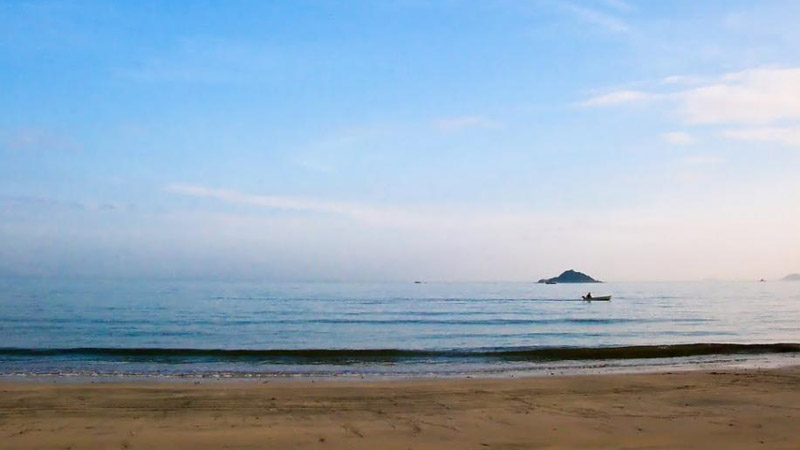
(166, 183), (426, 227)
(166, 183), (561, 231)
(720, 126), (800, 147)
(582, 67), (800, 126)
(579, 90), (652, 107)
(288, 124), (398, 174)
(1, 128), (82, 153)
(0, 195), (126, 213)
(659, 75), (705, 86)
(433, 116), (502, 132)
(168, 184), (370, 216)
(120, 38), (288, 84)
(599, 0), (633, 13)
(661, 131), (696, 146)
(555, 1), (630, 33)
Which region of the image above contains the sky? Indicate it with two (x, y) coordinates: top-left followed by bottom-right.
(1, 0), (799, 282)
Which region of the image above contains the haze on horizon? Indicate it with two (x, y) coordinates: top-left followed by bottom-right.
(1, 0), (799, 282)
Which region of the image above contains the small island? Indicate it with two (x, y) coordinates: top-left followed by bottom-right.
(782, 273), (800, 281)
(538, 269), (602, 284)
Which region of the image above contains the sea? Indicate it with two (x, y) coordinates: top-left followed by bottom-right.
(1, 278), (799, 379)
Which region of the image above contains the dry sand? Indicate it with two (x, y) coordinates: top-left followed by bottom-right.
(2, 367), (800, 449)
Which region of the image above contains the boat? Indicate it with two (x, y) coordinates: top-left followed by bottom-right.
(582, 295), (611, 301)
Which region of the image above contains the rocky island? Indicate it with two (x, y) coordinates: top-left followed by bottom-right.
(538, 269), (601, 284)
(782, 273), (800, 281)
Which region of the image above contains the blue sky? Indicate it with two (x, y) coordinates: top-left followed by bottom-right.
(1, 0), (799, 281)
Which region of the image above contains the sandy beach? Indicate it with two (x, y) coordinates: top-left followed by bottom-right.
(2, 367), (800, 449)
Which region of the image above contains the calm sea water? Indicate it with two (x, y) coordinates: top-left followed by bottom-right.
(1, 278), (799, 378)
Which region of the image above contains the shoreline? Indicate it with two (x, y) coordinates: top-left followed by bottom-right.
(2, 347), (799, 383)
(3, 342), (800, 382)
(2, 366), (800, 449)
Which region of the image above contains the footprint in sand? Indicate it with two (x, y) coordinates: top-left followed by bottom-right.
(341, 424), (363, 438)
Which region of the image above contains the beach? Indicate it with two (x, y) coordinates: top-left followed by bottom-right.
(3, 367), (800, 449)
(5, 0), (800, 448)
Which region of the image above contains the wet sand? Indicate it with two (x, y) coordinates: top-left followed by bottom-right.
(2, 367), (800, 449)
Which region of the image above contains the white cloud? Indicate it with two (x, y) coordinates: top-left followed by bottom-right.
(579, 90), (652, 107)
(582, 68), (800, 145)
(720, 126), (800, 147)
(680, 68), (800, 125)
(661, 131), (696, 146)
(434, 116), (502, 132)
(556, 1), (630, 33)
(659, 75), (706, 86)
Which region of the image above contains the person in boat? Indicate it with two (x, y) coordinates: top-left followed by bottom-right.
(585, 292), (592, 300)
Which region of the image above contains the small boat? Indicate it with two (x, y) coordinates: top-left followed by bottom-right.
(582, 295), (611, 301)
(545, 280), (557, 285)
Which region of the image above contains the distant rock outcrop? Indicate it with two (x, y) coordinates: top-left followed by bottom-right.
(782, 273), (800, 281)
(538, 269), (601, 284)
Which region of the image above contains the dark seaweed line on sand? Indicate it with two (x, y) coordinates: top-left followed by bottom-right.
(1, 343), (798, 364)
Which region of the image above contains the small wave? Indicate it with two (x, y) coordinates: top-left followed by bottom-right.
(1, 343), (798, 364)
